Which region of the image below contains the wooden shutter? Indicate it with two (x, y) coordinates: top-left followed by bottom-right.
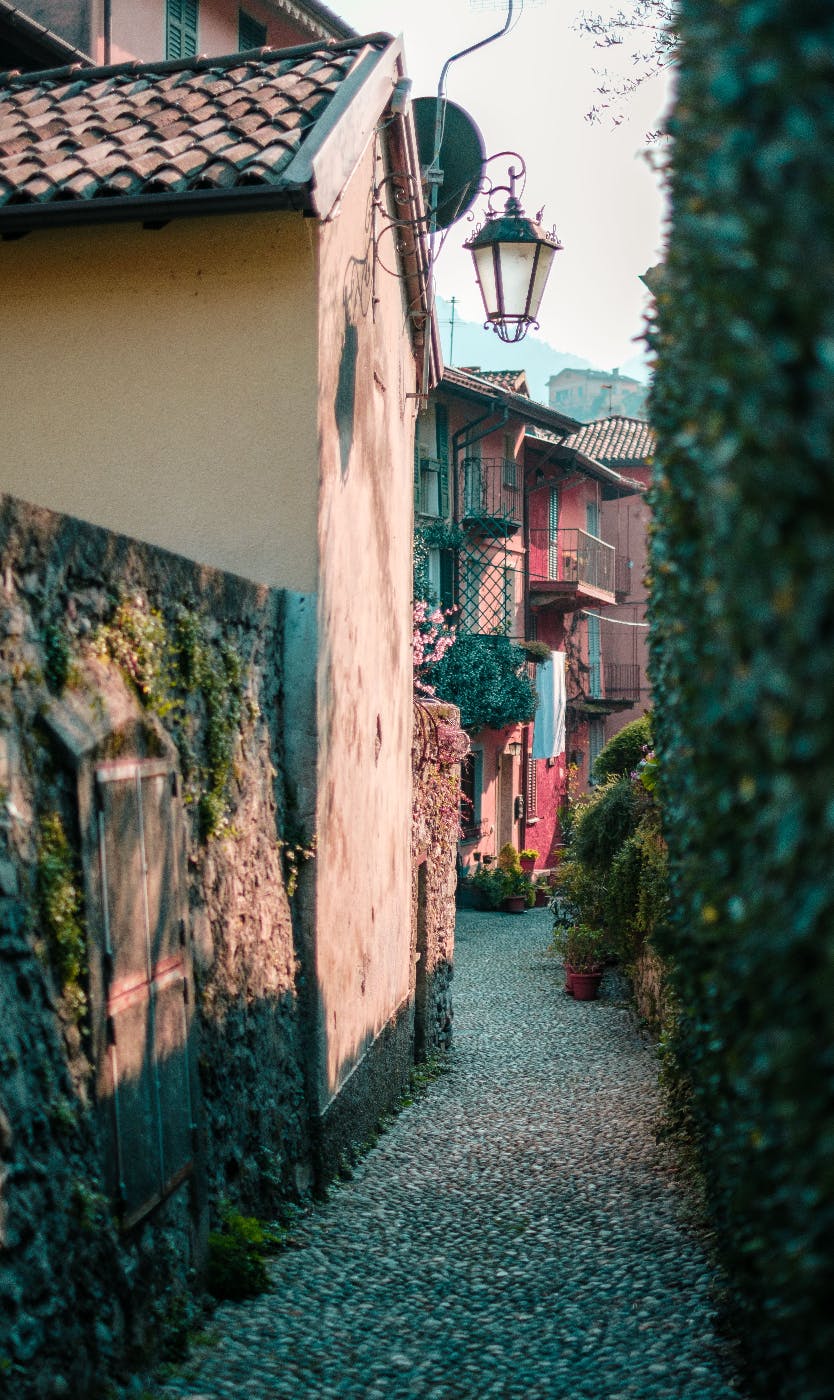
(435, 403), (450, 518)
(414, 432), (421, 512)
(439, 550), (455, 611)
(166, 0), (199, 59)
(96, 759), (194, 1227)
(238, 9), (267, 48)
(526, 749), (538, 818)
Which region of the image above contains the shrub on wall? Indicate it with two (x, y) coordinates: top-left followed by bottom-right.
(648, 2), (834, 1394)
(428, 633), (536, 731)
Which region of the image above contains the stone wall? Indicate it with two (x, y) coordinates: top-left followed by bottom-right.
(411, 701), (464, 1060)
(0, 498), (462, 1396)
(0, 496), (312, 1396)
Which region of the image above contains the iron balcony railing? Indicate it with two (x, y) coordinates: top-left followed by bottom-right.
(528, 527), (616, 596)
(460, 457), (521, 529)
(604, 663), (641, 700)
(615, 554), (632, 598)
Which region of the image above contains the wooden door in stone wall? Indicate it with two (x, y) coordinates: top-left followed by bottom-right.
(95, 759), (195, 1227)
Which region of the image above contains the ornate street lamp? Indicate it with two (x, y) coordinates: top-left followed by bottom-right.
(465, 165), (562, 344)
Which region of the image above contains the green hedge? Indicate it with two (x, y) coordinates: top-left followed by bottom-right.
(648, 3), (834, 1395)
(591, 714), (651, 783)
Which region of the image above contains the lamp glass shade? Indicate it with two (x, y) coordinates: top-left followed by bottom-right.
(466, 197), (561, 343)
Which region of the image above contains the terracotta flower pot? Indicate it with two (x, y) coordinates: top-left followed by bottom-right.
(571, 970), (603, 1001)
(502, 895), (527, 914)
(534, 888), (550, 908)
(564, 964), (575, 996)
(519, 856), (536, 875)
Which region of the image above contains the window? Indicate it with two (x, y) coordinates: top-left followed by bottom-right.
(548, 485), (559, 581)
(427, 548), (441, 602)
(461, 556), (484, 632)
(420, 463), (441, 517)
(503, 565), (516, 633)
(460, 750), (483, 839)
(439, 550), (455, 612)
(587, 612), (601, 697)
(463, 452), (482, 514)
(166, 0), (198, 58)
(589, 719), (605, 779)
(239, 9), (267, 48)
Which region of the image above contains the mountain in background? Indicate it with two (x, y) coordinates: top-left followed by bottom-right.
(435, 296), (650, 404)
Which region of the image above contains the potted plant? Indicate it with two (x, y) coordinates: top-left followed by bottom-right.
(533, 874), (551, 908)
(563, 924), (605, 1000)
(500, 868), (535, 914)
(519, 848), (539, 875)
(551, 920), (605, 998)
(469, 863), (507, 910)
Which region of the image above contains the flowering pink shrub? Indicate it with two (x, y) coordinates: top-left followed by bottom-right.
(412, 601), (456, 697)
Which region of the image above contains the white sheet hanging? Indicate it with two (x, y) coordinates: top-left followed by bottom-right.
(531, 651), (566, 760)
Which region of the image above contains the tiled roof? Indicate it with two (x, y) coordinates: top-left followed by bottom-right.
(560, 415), (655, 467)
(0, 37), (383, 217)
(0, 0), (92, 71)
(457, 367), (529, 396)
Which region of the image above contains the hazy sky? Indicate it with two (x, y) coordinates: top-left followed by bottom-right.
(335, 0), (671, 375)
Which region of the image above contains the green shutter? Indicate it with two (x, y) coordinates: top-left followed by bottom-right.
(238, 10), (267, 49)
(435, 404), (450, 519)
(414, 433), (421, 512)
(166, 0), (198, 59)
(439, 550), (455, 611)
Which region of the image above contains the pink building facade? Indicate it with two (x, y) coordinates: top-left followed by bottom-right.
(416, 374), (648, 881)
(15, 0), (351, 66)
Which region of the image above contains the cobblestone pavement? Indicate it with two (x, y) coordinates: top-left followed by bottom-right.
(149, 909), (743, 1400)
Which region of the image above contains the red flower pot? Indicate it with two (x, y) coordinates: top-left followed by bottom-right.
(502, 895), (527, 914)
(571, 970), (603, 1001)
(519, 856), (536, 875)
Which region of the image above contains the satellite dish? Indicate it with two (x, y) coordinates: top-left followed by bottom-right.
(412, 96), (486, 231)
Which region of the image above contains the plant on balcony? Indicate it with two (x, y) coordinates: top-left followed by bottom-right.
(427, 633), (536, 731)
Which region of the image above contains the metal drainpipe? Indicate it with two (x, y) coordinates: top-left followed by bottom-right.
(103, 0), (112, 64)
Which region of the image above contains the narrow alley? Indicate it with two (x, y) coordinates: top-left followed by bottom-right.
(149, 909), (742, 1400)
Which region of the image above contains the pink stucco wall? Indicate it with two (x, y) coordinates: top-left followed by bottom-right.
(600, 465), (652, 742)
(313, 139), (419, 1107)
(102, 0), (329, 64)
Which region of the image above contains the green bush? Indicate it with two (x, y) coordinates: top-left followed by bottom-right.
(570, 778), (638, 873)
(429, 634), (536, 731)
(648, 1), (834, 1392)
(206, 1210), (280, 1301)
(592, 715), (651, 784)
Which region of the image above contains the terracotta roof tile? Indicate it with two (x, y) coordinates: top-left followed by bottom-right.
(458, 366), (530, 396)
(0, 37), (385, 217)
(560, 415), (655, 467)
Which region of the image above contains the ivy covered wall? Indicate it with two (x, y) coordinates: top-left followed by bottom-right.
(648, 3), (834, 1396)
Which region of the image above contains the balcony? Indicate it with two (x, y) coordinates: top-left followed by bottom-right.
(460, 458), (522, 536)
(604, 663), (641, 702)
(569, 661), (641, 715)
(615, 554), (632, 601)
(527, 528), (617, 610)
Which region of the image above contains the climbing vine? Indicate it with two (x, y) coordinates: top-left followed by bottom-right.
(36, 812), (87, 1021)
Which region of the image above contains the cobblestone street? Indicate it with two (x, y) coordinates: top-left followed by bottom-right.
(150, 909), (742, 1400)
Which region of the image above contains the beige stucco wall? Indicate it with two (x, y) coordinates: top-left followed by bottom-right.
(313, 138), (418, 1104)
(0, 213), (318, 593)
